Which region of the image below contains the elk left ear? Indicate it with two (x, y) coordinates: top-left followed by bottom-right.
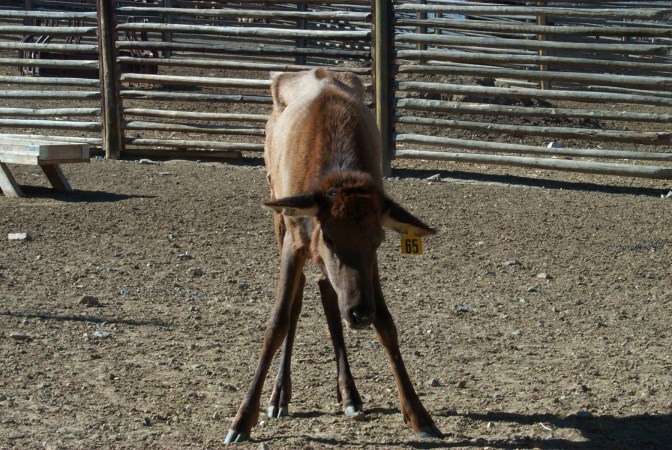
(382, 199), (437, 237)
(264, 194), (320, 217)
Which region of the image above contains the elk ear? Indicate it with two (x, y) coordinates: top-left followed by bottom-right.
(382, 199), (437, 237)
(264, 194), (320, 217)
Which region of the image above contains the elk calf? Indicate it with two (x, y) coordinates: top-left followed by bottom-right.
(226, 69), (442, 444)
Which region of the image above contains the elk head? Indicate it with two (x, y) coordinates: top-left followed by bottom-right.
(265, 172), (435, 329)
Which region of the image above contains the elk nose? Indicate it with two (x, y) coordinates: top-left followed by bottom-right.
(348, 306), (373, 328)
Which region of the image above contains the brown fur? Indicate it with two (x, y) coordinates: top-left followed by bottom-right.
(226, 69), (441, 444)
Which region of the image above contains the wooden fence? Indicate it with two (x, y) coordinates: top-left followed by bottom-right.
(389, 0), (672, 179)
(0, 0), (671, 179)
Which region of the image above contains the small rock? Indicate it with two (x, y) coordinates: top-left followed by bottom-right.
(454, 304), (470, 314)
(178, 252), (193, 261)
(257, 443), (270, 450)
(92, 331), (111, 339)
(426, 174), (441, 182)
(36, 255), (44, 261)
(536, 273), (553, 279)
(429, 378), (441, 387)
(79, 295), (102, 307)
(8, 233), (31, 241)
(547, 141), (565, 149)
(138, 158), (160, 165)
(500, 259), (520, 267)
(188, 268), (204, 278)
(457, 380), (467, 389)
(143, 417), (152, 427)
(662, 191), (672, 199)
(528, 284), (541, 293)
(9, 332), (32, 341)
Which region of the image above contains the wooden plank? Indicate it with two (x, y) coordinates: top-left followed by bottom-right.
(394, 4), (670, 21)
(41, 165), (73, 192)
(117, 23), (370, 40)
(395, 133), (672, 162)
(0, 151), (40, 165)
(0, 162), (24, 197)
(0, 134), (101, 146)
(0, 137), (90, 163)
(395, 150), (672, 180)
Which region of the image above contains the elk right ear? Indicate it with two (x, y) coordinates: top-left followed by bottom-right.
(264, 194), (320, 217)
(382, 198), (437, 237)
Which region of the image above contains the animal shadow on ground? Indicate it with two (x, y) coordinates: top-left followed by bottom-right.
(393, 168), (666, 198)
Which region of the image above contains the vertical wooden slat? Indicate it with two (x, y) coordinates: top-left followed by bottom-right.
(163, 0), (173, 59)
(417, 0), (427, 54)
(96, 0), (124, 159)
(537, 1), (551, 90)
(296, 2), (307, 65)
(23, 0), (33, 26)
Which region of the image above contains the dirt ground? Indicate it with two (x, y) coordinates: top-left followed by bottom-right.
(1, 155), (671, 449)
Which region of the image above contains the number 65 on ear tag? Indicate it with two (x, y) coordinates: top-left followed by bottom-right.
(401, 230), (423, 255)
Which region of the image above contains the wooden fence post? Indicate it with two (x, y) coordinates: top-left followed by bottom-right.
(96, 0), (124, 159)
(374, 0), (393, 176)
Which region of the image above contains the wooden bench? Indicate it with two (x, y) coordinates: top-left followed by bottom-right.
(0, 135), (90, 198)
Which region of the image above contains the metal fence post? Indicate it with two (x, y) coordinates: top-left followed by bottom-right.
(96, 0), (124, 159)
(374, 0), (393, 176)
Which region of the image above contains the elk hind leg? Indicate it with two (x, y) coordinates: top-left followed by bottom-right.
(318, 277), (363, 417)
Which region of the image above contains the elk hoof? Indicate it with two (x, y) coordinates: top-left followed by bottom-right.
(267, 405), (288, 418)
(224, 429), (248, 445)
(415, 425), (444, 439)
(344, 404), (365, 420)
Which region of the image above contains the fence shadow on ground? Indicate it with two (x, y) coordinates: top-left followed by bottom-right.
(392, 168), (667, 198)
(451, 410), (672, 450)
(0, 311), (171, 328)
(18, 185), (156, 203)
(260, 408), (671, 449)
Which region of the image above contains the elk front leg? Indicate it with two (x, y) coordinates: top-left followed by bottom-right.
(225, 241), (306, 444)
(267, 273), (305, 418)
(318, 277), (363, 417)
(372, 268), (443, 438)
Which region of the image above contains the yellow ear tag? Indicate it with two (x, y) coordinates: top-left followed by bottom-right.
(400, 229), (423, 255)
